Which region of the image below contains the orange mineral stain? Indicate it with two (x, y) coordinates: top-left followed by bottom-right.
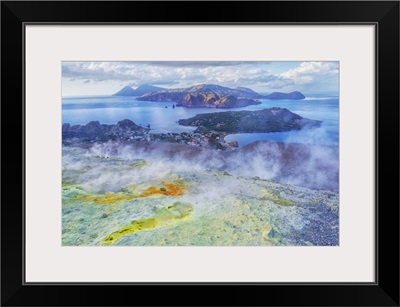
(141, 182), (186, 198)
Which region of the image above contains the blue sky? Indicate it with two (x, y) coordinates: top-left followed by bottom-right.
(62, 61), (339, 97)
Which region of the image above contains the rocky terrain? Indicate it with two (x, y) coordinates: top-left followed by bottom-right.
(113, 84), (306, 103)
(112, 83), (307, 106)
(136, 84), (262, 108)
(178, 93), (260, 108)
(62, 107), (322, 150)
(62, 119), (237, 149)
(61, 105), (337, 247)
(62, 141), (339, 246)
(62, 119), (150, 145)
(178, 107), (322, 133)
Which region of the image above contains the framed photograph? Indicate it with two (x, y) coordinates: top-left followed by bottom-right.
(1, 1), (399, 306)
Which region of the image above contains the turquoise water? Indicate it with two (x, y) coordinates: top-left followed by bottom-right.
(62, 96), (338, 146)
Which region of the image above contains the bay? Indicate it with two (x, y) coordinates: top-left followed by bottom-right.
(62, 95), (338, 146)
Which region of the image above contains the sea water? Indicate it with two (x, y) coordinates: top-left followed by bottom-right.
(62, 95), (338, 146)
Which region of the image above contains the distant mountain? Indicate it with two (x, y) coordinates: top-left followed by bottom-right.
(113, 86), (137, 96)
(265, 91), (305, 100)
(137, 84), (262, 108)
(235, 86), (264, 97)
(113, 84), (166, 96)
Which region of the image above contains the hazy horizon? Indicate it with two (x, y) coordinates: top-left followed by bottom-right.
(62, 61), (339, 97)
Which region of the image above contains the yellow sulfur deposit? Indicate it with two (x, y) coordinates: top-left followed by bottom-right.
(76, 182), (186, 205)
(102, 201), (193, 244)
(261, 189), (294, 207)
(78, 192), (135, 205)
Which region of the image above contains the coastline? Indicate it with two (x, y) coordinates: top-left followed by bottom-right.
(60, 63), (339, 247)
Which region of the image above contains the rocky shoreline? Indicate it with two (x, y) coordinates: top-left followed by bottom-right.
(62, 107), (322, 151)
(178, 107), (322, 133)
(62, 119), (238, 150)
(62, 110), (337, 192)
(136, 84), (263, 108)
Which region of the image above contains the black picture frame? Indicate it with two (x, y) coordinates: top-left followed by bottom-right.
(1, 1), (399, 306)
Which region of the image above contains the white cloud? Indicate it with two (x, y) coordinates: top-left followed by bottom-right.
(265, 78), (294, 89)
(62, 61), (339, 96)
(62, 62), (274, 88)
(279, 62), (339, 85)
